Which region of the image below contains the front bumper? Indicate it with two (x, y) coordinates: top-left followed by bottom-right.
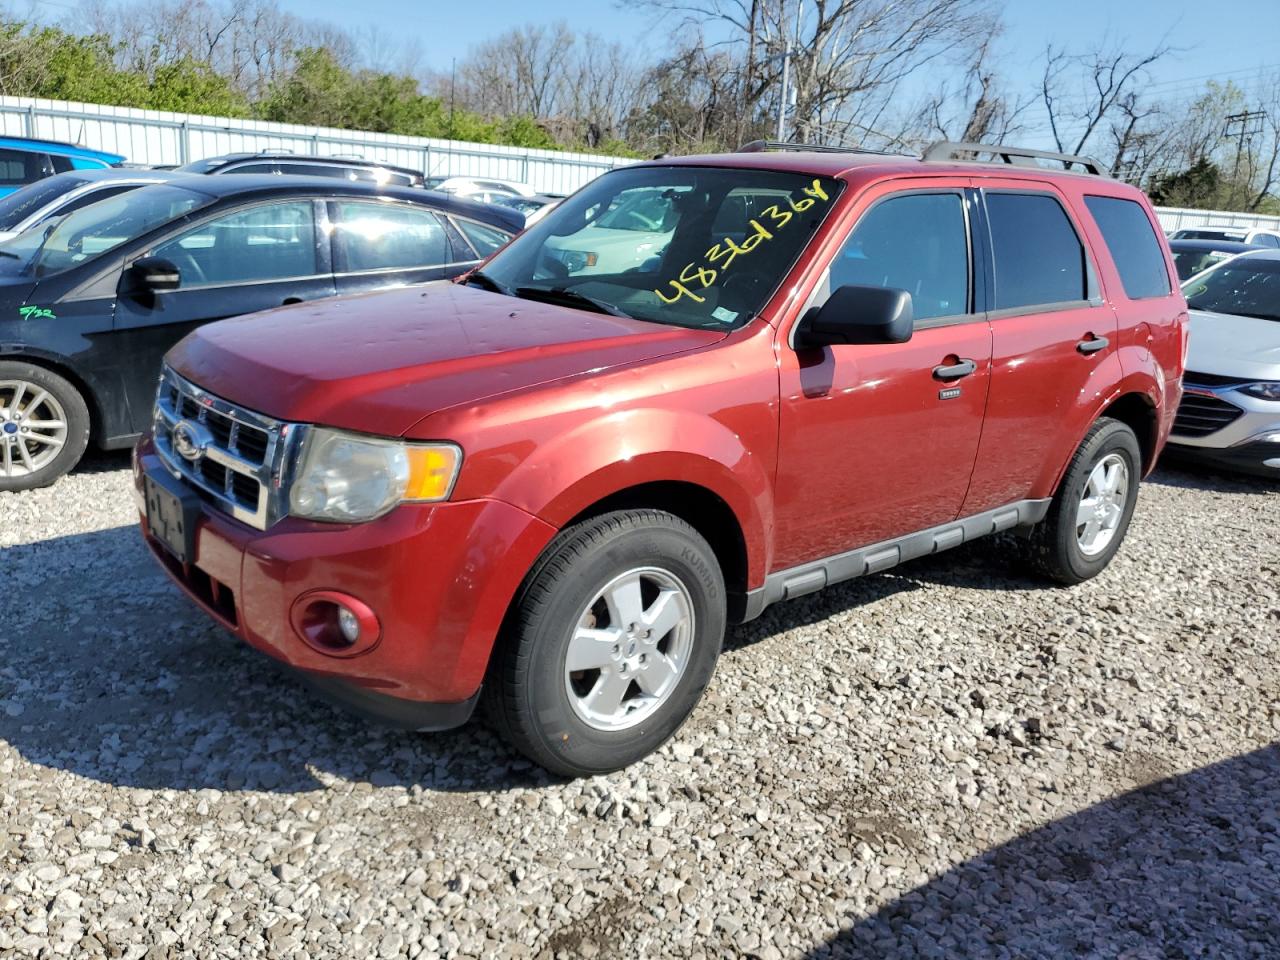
(135, 440), (557, 723)
(1165, 437), (1280, 478)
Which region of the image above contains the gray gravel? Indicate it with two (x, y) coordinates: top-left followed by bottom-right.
(1, 451), (1278, 959)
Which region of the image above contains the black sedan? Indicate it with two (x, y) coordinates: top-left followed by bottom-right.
(0, 175), (521, 489)
(1168, 238), (1263, 282)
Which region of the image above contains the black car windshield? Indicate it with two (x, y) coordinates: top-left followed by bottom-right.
(1183, 256), (1280, 322)
(25, 184), (211, 277)
(475, 165), (843, 329)
(0, 174), (90, 230)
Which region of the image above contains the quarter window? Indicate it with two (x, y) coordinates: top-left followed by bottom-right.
(456, 219), (512, 258)
(986, 192), (1087, 310)
(1084, 195), (1171, 300)
(333, 201), (448, 271)
(152, 201), (317, 287)
(829, 192), (970, 321)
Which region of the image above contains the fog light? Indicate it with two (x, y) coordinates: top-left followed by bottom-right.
(337, 605), (361, 644)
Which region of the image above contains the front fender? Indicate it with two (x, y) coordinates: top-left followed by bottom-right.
(486, 407), (774, 588)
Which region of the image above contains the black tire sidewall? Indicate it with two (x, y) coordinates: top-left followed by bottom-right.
(1053, 422), (1141, 581)
(516, 517), (725, 776)
(0, 361), (90, 491)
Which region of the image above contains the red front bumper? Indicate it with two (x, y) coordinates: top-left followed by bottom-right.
(135, 442), (556, 711)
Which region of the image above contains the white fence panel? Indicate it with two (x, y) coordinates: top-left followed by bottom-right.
(1154, 205), (1280, 234)
(0, 96), (633, 195)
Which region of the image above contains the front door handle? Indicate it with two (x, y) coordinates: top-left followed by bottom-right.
(933, 358), (977, 381)
(1077, 334), (1109, 355)
(282, 297), (304, 306)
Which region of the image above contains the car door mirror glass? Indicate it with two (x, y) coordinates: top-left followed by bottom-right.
(797, 284), (914, 348)
(127, 256), (181, 293)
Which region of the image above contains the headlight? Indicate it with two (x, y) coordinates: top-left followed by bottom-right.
(561, 250), (598, 273)
(288, 427), (461, 523)
(1241, 382), (1280, 401)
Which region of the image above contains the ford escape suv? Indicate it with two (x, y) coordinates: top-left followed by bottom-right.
(135, 141), (1186, 776)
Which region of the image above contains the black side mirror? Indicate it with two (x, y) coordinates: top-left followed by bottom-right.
(126, 256), (181, 294)
(796, 284), (914, 348)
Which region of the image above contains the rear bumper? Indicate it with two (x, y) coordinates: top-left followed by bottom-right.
(135, 441), (557, 717)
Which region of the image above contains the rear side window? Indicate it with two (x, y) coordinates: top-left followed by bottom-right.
(333, 201), (448, 271)
(830, 192), (970, 321)
(986, 192), (1087, 310)
(1084, 196), (1171, 299)
(0, 149), (51, 186)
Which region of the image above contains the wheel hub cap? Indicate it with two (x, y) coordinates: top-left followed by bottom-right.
(1075, 453), (1129, 557)
(564, 566), (695, 731)
(0, 379), (68, 478)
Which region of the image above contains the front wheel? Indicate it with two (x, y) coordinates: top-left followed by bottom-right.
(1027, 417), (1142, 584)
(0, 362), (91, 492)
(486, 509), (726, 777)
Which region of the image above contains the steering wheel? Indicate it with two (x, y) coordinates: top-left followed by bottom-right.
(165, 249), (207, 286)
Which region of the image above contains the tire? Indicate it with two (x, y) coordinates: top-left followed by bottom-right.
(1027, 417), (1142, 584)
(485, 509), (726, 777)
(0, 361), (90, 492)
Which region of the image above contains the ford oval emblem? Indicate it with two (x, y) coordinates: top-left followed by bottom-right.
(172, 420), (210, 463)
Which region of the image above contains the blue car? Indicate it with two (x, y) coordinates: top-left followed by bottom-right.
(0, 136), (125, 197)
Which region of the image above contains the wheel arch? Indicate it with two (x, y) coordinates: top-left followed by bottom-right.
(1099, 391), (1159, 474)
(0, 349), (106, 447)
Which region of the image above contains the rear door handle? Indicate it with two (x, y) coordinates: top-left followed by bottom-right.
(1077, 335), (1109, 355)
(933, 358), (977, 381)
(282, 297), (304, 306)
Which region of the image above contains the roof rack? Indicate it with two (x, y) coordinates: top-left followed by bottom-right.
(737, 139), (896, 156)
(923, 141), (1110, 177)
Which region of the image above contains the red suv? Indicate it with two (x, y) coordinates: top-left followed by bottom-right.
(134, 142), (1187, 776)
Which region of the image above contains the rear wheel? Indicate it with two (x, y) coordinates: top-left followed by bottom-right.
(0, 362), (90, 491)
(486, 509), (726, 777)
(1027, 417), (1141, 584)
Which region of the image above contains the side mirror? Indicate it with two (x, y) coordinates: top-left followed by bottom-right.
(126, 256), (181, 294)
(796, 284), (914, 348)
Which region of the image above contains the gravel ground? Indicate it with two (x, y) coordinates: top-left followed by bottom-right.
(1, 451), (1278, 959)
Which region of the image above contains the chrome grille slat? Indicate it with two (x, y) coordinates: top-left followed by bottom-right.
(152, 367), (300, 530)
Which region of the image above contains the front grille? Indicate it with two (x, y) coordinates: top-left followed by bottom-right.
(1184, 371), (1250, 389)
(152, 367), (298, 530)
(1172, 391), (1245, 438)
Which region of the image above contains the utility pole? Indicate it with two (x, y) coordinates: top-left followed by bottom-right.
(1223, 109), (1266, 191)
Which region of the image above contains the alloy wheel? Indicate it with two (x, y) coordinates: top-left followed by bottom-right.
(1075, 452), (1129, 557)
(0, 379), (68, 478)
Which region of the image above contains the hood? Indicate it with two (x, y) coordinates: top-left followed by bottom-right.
(1187, 309), (1280, 380)
(167, 281), (725, 435)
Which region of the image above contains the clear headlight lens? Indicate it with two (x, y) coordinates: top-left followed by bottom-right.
(1241, 381), (1280, 401)
(289, 427), (461, 523)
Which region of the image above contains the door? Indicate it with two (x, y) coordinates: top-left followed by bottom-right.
(113, 198), (334, 430)
(773, 185), (993, 570)
(960, 185), (1121, 514)
(329, 200), (463, 296)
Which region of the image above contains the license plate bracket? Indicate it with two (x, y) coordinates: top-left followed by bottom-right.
(144, 468), (201, 564)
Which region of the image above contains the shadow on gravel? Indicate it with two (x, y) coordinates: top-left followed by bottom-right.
(1149, 460), (1278, 495)
(806, 743), (1280, 959)
(0, 524), (550, 795)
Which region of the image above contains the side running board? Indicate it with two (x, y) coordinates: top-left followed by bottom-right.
(733, 498), (1051, 622)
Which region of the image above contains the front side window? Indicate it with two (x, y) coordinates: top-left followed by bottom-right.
(986, 192), (1087, 310)
(26, 184), (211, 276)
(1183, 257), (1280, 322)
(0, 149), (50, 187)
(475, 165), (842, 330)
(828, 192), (969, 322)
(152, 200), (317, 287)
(1084, 195), (1171, 300)
(332, 201), (447, 271)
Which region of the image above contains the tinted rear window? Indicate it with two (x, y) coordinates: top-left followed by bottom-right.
(986, 192), (1087, 310)
(1084, 196), (1171, 300)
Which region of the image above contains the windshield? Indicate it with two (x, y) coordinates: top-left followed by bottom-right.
(0, 175), (89, 230)
(475, 165), (842, 329)
(25, 184), (211, 276)
(1173, 229), (1247, 242)
(1183, 256), (1280, 322)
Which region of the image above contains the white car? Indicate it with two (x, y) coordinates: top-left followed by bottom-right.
(1170, 226), (1280, 249)
(425, 177), (536, 203)
(1168, 249), (1280, 477)
(0, 169), (176, 243)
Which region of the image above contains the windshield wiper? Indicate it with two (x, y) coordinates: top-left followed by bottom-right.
(463, 269), (513, 297)
(514, 284), (632, 319)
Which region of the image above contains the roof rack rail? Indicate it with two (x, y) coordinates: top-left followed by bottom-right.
(923, 141), (1110, 177)
(737, 139), (895, 156)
